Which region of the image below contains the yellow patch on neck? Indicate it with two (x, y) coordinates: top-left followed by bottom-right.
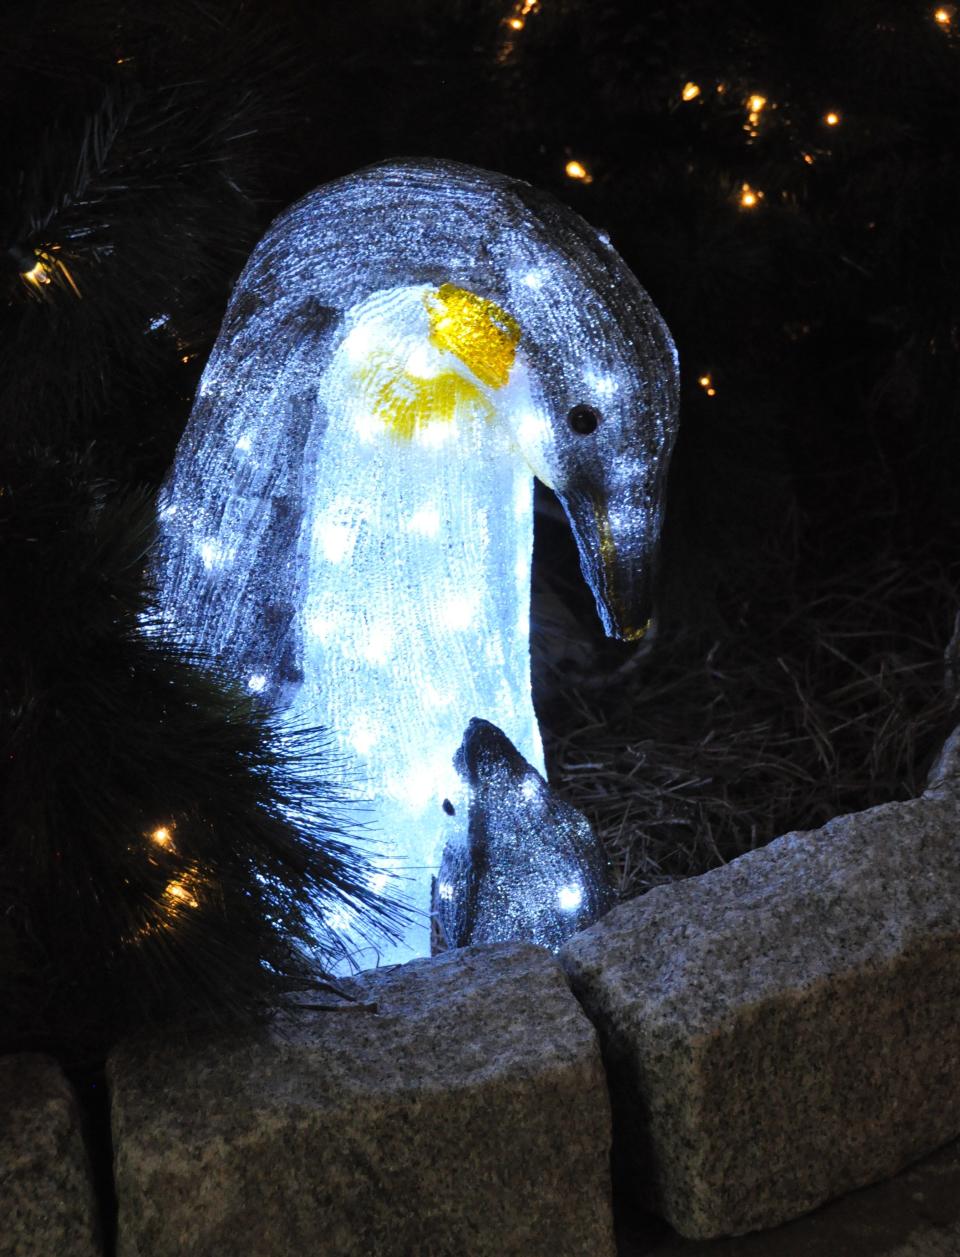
(356, 350), (493, 441)
(424, 284), (521, 390)
(349, 285), (521, 441)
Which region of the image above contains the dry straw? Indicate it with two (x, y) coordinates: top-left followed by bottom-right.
(538, 553), (960, 902)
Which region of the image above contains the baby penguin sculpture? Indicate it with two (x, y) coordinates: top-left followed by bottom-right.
(154, 157), (679, 968)
(433, 719), (617, 953)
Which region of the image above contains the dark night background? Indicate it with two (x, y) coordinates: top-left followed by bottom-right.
(2, 0), (959, 1058)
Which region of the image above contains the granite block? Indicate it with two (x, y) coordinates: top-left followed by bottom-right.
(0, 1054), (101, 1257)
(109, 942), (615, 1257)
(621, 1134), (960, 1257)
(561, 781), (960, 1240)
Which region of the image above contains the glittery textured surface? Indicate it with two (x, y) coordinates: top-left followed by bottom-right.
(432, 719), (615, 952)
(153, 158), (678, 965)
(425, 283), (520, 389)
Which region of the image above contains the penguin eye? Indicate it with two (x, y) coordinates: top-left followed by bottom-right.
(567, 404), (602, 436)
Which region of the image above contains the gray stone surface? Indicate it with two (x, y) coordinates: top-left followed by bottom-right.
(618, 1134), (960, 1256)
(0, 1054), (101, 1257)
(109, 942), (616, 1257)
(560, 786), (960, 1241)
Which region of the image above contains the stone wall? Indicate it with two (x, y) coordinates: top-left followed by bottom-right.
(3, 727), (959, 1254)
(0, 1054), (101, 1257)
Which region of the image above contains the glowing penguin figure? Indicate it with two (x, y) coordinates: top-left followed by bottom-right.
(153, 158), (679, 968)
(433, 719), (618, 953)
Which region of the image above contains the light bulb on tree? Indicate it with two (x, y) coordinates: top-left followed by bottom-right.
(564, 159), (593, 184)
(17, 246), (80, 298)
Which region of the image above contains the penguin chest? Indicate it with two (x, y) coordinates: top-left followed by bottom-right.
(299, 425), (540, 810)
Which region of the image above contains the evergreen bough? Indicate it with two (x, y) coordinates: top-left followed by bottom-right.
(0, 451), (405, 1064)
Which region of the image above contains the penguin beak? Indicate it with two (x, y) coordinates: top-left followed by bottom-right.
(455, 718), (528, 785)
(558, 489), (658, 642)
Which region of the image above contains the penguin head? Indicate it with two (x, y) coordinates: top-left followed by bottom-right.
(205, 157), (680, 641)
(500, 231), (680, 642)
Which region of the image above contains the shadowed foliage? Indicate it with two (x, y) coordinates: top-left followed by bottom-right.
(0, 450), (406, 1065)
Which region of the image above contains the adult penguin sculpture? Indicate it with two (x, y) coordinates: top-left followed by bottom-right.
(154, 158), (679, 969)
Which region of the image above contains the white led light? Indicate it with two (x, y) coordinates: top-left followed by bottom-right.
(557, 883), (583, 912)
(361, 622), (394, 665)
(438, 592), (480, 631)
(199, 540), (221, 570)
(353, 410), (380, 443)
(417, 420), (455, 448)
(247, 674), (267, 692)
(587, 372), (618, 397)
(347, 716), (381, 756)
(405, 344), (437, 378)
(325, 905), (355, 932)
(316, 507), (361, 563)
(306, 612), (337, 641)
(388, 760), (442, 811)
(421, 681), (453, 710)
(406, 504), (441, 537)
(367, 869), (389, 894)
(342, 321), (376, 363)
(516, 409), (549, 447)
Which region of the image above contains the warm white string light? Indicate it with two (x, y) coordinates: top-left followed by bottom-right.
(564, 158), (593, 183)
